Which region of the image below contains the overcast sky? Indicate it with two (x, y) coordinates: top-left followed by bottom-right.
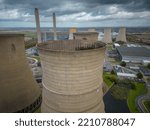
(0, 0), (150, 27)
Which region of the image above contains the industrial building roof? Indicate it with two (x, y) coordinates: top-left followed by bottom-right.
(116, 46), (150, 58)
(38, 40), (105, 52)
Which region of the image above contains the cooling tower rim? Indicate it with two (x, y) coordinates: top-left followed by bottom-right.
(37, 40), (106, 52)
(0, 33), (24, 36)
(104, 27), (112, 29)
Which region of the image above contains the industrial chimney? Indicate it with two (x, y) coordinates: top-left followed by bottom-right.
(102, 27), (112, 44)
(0, 33), (41, 112)
(116, 27), (127, 42)
(34, 8), (42, 43)
(38, 40), (105, 113)
(53, 13), (57, 40)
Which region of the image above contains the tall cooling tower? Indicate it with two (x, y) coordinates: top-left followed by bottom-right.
(69, 27), (77, 40)
(116, 27), (127, 42)
(88, 28), (96, 32)
(38, 40), (105, 112)
(73, 32), (99, 43)
(102, 28), (112, 43)
(69, 27), (77, 34)
(0, 34), (41, 112)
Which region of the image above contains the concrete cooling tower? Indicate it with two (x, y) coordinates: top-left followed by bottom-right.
(69, 27), (77, 34)
(38, 40), (106, 113)
(73, 32), (99, 43)
(116, 27), (127, 42)
(0, 34), (41, 112)
(88, 28), (96, 32)
(69, 27), (77, 40)
(102, 28), (112, 44)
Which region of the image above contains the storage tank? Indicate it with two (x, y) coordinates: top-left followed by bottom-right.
(38, 40), (105, 112)
(0, 33), (41, 112)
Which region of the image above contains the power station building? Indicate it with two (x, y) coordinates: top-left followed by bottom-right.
(0, 34), (41, 112)
(116, 46), (150, 63)
(38, 40), (106, 112)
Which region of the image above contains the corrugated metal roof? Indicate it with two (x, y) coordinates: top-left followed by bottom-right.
(116, 46), (150, 58)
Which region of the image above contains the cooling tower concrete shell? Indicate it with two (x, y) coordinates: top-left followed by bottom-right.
(116, 27), (127, 42)
(69, 28), (77, 40)
(102, 28), (112, 44)
(73, 32), (99, 43)
(38, 40), (105, 112)
(69, 27), (77, 33)
(88, 28), (96, 32)
(0, 34), (41, 112)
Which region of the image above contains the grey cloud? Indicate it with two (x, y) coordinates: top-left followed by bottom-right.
(0, 0), (150, 26)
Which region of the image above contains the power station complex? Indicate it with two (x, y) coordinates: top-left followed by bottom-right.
(0, 8), (128, 113)
(0, 34), (41, 112)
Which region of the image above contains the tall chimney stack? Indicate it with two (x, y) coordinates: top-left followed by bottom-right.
(53, 13), (57, 40)
(34, 8), (41, 43)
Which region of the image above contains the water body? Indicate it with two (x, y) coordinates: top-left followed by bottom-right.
(103, 90), (130, 113)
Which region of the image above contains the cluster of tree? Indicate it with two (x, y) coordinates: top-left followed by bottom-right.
(108, 75), (118, 84)
(136, 72), (143, 79)
(120, 61), (126, 67)
(147, 63), (150, 69)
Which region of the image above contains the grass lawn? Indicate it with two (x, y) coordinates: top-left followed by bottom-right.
(35, 107), (41, 113)
(103, 72), (116, 88)
(32, 56), (40, 62)
(25, 41), (36, 49)
(24, 31), (37, 39)
(143, 100), (150, 112)
(127, 82), (148, 113)
(106, 45), (113, 50)
(111, 86), (129, 100)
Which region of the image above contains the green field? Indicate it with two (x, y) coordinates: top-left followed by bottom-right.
(111, 86), (129, 100)
(103, 72), (116, 88)
(143, 100), (150, 112)
(127, 82), (148, 113)
(35, 107), (41, 113)
(32, 56), (40, 62)
(24, 31), (37, 39)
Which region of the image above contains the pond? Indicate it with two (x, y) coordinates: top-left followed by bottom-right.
(103, 90), (130, 113)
